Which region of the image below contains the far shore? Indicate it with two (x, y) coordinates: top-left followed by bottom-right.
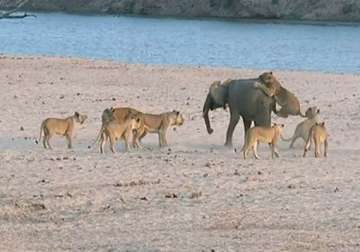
(1, 0), (360, 22)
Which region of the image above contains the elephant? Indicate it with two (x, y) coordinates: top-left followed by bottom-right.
(203, 78), (276, 147)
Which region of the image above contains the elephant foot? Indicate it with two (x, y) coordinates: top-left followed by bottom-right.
(207, 128), (214, 134)
(224, 142), (233, 148)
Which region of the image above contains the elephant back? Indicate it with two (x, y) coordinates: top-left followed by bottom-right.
(228, 79), (275, 123)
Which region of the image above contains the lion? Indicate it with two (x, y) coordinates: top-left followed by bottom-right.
(303, 122), (328, 158)
(136, 110), (185, 148)
(254, 71), (281, 97)
(92, 107), (144, 146)
(38, 112), (87, 149)
(99, 107), (184, 148)
(99, 113), (142, 154)
(275, 86), (305, 118)
(282, 106), (320, 148)
(241, 123), (285, 160)
(102, 107), (141, 124)
(255, 72), (305, 118)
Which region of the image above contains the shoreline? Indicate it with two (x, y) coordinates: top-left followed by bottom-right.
(1, 53), (358, 76)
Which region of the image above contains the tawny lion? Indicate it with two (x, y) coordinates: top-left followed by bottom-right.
(241, 123), (285, 160)
(282, 106), (320, 148)
(99, 113), (142, 154)
(255, 72), (305, 118)
(303, 122), (328, 158)
(38, 112), (88, 149)
(136, 110), (185, 148)
(101, 107), (184, 148)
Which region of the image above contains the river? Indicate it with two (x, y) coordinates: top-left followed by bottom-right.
(1, 12), (359, 73)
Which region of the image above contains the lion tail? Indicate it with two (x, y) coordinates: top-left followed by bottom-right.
(92, 124), (105, 147)
(280, 134), (293, 142)
(37, 121), (45, 144)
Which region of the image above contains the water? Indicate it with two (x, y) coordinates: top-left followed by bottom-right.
(1, 12), (360, 73)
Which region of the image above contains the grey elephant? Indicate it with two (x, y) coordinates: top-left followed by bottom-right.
(203, 78), (277, 147)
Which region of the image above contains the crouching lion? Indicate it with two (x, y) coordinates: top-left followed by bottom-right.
(282, 106), (320, 148)
(99, 113), (142, 154)
(241, 123), (285, 160)
(255, 72), (305, 118)
(38, 112), (88, 149)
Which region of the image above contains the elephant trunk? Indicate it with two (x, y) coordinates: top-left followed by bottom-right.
(203, 94), (214, 134)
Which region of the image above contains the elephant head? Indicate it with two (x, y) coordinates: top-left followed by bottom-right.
(203, 80), (229, 134)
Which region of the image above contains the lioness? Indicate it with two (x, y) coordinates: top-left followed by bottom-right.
(303, 122), (328, 158)
(98, 107), (145, 147)
(136, 110), (185, 147)
(38, 112), (87, 149)
(102, 107), (184, 148)
(282, 106), (320, 148)
(241, 123), (285, 160)
(254, 71), (281, 97)
(255, 72), (305, 118)
(99, 113), (142, 154)
(102, 107), (141, 124)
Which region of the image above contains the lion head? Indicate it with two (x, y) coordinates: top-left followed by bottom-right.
(258, 72), (282, 93)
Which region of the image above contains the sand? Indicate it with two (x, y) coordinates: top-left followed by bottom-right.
(0, 55), (360, 251)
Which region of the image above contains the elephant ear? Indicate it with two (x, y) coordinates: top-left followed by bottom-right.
(209, 81), (227, 106)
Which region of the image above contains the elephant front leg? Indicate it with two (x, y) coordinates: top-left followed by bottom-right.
(225, 113), (240, 147)
(242, 119), (252, 144)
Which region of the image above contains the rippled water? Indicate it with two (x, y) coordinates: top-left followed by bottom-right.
(1, 12), (360, 73)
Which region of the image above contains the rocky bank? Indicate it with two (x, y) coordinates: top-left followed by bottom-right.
(1, 0), (360, 22)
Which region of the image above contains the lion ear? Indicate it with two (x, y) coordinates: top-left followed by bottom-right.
(321, 122), (325, 126)
(270, 71), (273, 75)
(74, 112), (80, 117)
(281, 124), (285, 127)
(317, 109), (320, 114)
(272, 123), (277, 126)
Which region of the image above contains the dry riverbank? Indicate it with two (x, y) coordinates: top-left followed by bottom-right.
(0, 55), (360, 251)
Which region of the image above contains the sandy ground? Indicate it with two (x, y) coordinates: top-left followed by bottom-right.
(0, 55), (360, 252)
